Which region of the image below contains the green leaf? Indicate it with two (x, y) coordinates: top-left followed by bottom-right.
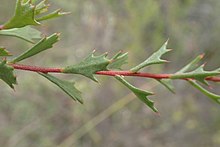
(63, 51), (110, 82)
(36, 9), (70, 22)
(0, 60), (17, 89)
(171, 64), (220, 86)
(188, 80), (220, 104)
(12, 33), (59, 63)
(176, 54), (204, 74)
(171, 54), (220, 85)
(0, 47), (12, 56)
(0, 26), (41, 43)
(39, 73), (83, 103)
(115, 75), (158, 112)
(3, 0), (40, 29)
(157, 79), (175, 94)
(108, 51), (128, 70)
(35, 0), (49, 15)
(159, 54), (204, 94)
(131, 40), (171, 72)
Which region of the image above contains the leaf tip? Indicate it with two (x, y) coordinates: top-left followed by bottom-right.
(165, 39), (169, 45)
(201, 63), (206, 68)
(162, 60), (170, 63)
(104, 52), (108, 57)
(167, 48), (173, 52)
(199, 53), (205, 59)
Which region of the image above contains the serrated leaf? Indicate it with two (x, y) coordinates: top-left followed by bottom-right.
(115, 75), (158, 112)
(3, 0), (40, 29)
(157, 79), (175, 94)
(36, 9), (70, 22)
(0, 47), (12, 56)
(172, 54), (220, 85)
(39, 73), (83, 103)
(177, 54), (204, 74)
(0, 60), (17, 89)
(63, 52), (110, 82)
(171, 64), (220, 86)
(188, 80), (220, 104)
(12, 33), (59, 63)
(188, 65), (211, 85)
(0, 26), (41, 43)
(159, 54), (204, 93)
(108, 51), (128, 70)
(131, 40), (171, 72)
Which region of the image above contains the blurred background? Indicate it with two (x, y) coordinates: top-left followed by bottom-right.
(1, 0), (220, 147)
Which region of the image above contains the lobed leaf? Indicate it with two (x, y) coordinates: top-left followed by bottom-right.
(188, 80), (220, 104)
(0, 47), (12, 57)
(3, 0), (40, 29)
(0, 60), (17, 89)
(171, 54), (220, 85)
(173, 54), (220, 104)
(63, 51), (110, 82)
(115, 75), (158, 112)
(12, 33), (59, 63)
(108, 51), (128, 70)
(0, 26), (41, 43)
(176, 54), (204, 74)
(171, 65), (220, 85)
(159, 54), (204, 94)
(39, 73), (83, 103)
(3, 0), (68, 29)
(131, 40), (171, 72)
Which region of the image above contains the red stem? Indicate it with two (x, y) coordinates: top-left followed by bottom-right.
(96, 71), (171, 79)
(9, 63), (220, 82)
(10, 63), (62, 73)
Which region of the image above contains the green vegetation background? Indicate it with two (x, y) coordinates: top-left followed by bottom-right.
(1, 0), (220, 147)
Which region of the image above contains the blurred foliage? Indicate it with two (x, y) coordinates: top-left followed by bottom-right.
(0, 0), (220, 147)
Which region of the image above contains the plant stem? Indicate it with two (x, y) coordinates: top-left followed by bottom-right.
(96, 71), (171, 79)
(9, 63), (220, 82)
(10, 63), (62, 73)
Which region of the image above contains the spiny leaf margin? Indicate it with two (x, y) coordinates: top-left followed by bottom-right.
(131, 40), (171, 72)
(3, 0), (40, 29)
(0, 60), (17, 89)
(115, 75), (158, 113)
(63, 51), (111, 82)
(0, 47), (12, 57)
(188, 80), (220, 104)
(107, 51), (128, 70)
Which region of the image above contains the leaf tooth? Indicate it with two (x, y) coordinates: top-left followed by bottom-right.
(130, 40), (171, 72)
(0, 47), (12, 56)
(0, 60), (17, 89)
(160, 59), (170, 63)
(63, 51), (110, 82)
(56, 9), (71, 15)
(108, 51), (128, 70)
(104, 52), (108, 57)
(199, 53), (205, 59)
(115, 75), (158, 113)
